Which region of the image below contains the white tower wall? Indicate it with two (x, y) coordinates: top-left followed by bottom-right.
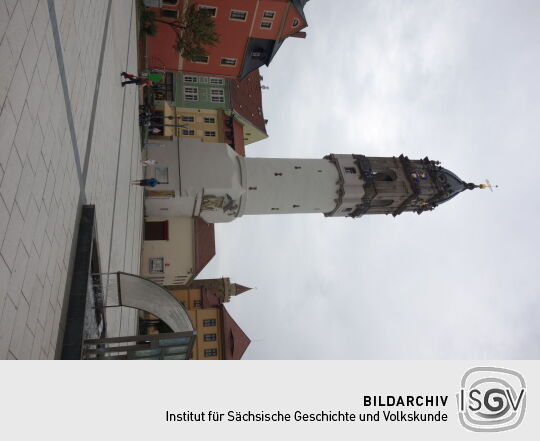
(243, 158), (339, 215)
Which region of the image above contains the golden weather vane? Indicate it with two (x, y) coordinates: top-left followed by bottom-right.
(479, 179), (498, 192)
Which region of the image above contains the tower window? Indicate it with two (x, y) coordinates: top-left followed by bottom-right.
(292, 18), (299, 27)
(370, 199), (394, 207)
(203, 319), (216, 327)
(293, 205), (300, 208)
(373, 170), (397, 182)
(193, 300), (202, 307)
(249, 186), (257, 190)
(261, 21), (272, 29)
(263, 11), (275, 19)
(274, 172), (283, 176)
(294, 166), (302, 169)
(271, 208), (279, 211)
(204, 334), (217, 342)
(344, 167), (356, 174)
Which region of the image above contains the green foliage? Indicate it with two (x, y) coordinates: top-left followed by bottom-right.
(151, 4), (220, 62)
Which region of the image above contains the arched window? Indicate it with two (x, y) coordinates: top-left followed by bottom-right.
(373, 170), (397, 182)
(370, 199), (393, 208)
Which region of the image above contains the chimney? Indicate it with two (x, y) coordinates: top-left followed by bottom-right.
(291, 31), (307, 39)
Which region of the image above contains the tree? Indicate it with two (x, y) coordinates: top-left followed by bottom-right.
(149, 5), (219, 62)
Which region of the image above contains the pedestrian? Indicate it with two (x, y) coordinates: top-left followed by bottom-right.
(140, 159), (158, 167)
(131, 178), (160, 187)
(121, 72), (153, 88)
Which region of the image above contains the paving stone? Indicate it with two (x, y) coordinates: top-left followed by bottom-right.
(0, 255), (10, 315)
(7, 60), (29, 119)
(31, 0), (50, 50)
(0, 146), (21, 210)
(19, 325), (35, 359)
(0, 197), (23, 270)
(26, 119), (43, 171)
(30, 323), (44, 359)
(0, 1), (9, 42)
(8, 296), (29, 359)
(0, 97), (17, 172)
(35, 34), (52, 86)
(37, 276), (51, 327)
(0, 195), (9, 247)
(13, 103), (34, 165)
(32, 199), (47, 254)
(25, 254), (43, 332)
(0, 33), (16, 109)
(20, 0), (39, 31)
(25, 64), (44, 121)
(20, 196), (38, 254)
(6, 241), (28, 305)
(5, 2), (28, 61)
(4, 0), (17, 17)
(0, 296), (16, 359)
(20, 26), (39, 84)
(14, 157), (35, 217)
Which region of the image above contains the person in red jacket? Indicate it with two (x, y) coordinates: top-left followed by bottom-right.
(121, 72), (153, 88)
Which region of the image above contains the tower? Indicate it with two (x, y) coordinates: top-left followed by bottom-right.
(145, 140), (480, 222)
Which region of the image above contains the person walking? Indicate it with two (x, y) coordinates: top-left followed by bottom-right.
(121, 72), (153, 88)
(130, 178), (160, 187)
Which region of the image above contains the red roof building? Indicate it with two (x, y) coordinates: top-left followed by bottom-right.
(146, 0), (310, 79)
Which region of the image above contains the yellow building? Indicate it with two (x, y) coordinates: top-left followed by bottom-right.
(142, 279), (252, 360)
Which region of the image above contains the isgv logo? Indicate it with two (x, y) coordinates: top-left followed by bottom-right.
(457, 367), (526, 432)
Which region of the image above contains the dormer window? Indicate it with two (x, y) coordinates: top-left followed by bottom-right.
(292, 18), (299, 27)
(251, 50), (266, 60)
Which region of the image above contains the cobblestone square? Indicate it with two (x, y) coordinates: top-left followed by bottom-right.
(0, 0), (143, 359)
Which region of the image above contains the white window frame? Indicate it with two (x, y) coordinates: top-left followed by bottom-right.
(209, 77), (224, 85)
(261, 21), (272, 29)
(203, 117), (216, 124)
(204, 131), (216, 137)
(192, 55), (209, 64)
(210, 88), (224, 96)
(220, 57), (237, 67)
(182, 129), (195, 136)
(184, 86), (199, 101)
(181, 115), (195, 122)
(183, 75), (198, 83)
(230, 10), (247, 21)
(263, 11), (275, 19)
(149, 257), (164, 274)
(211, 96), (225, 103)
(199, 5), (217, 17)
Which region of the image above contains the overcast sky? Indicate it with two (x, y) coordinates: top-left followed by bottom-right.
(199, 0), (540, 359)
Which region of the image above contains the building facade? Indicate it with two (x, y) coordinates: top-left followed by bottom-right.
(150, 69), (268, 153)
(145, 0), (310, 79)
(142, 279), (252, 359)
(140, 216), (215, 286)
